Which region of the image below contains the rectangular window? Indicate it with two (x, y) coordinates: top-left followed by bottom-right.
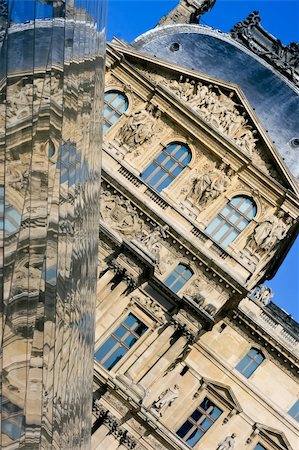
(176, 397), (222, 447)
(254, 445), (267, 450)
(94, 313), (148, 370)
(288, 400), (299, 422)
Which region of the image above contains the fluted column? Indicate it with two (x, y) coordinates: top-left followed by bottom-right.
(139, 334), (188, 389)
(125, 324), (175, 382)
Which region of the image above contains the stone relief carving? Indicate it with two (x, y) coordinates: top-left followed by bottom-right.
(252, 285), (273, 306)
(131, 295), (165, 321)
(162, 77), (259, 155)
(247, 211), (292, 254)
(217, 434), (237, 450)
(101, 191), (143, 238)
(118, 104), (162, 152)
(137, 224), (169, 255)
(187, 162), (234, 208)
(151, 384), (180, 416)
(230, 10), (261, 40)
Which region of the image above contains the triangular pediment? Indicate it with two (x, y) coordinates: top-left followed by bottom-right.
(256, 423), (293, 450)
(107, 41), (299, 195)
(202, 377), (242, 412)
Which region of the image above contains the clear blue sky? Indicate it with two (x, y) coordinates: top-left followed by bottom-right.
(106, 0), (299, 320)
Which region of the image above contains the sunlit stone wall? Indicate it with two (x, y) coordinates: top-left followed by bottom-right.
(0, 1), (106, 447)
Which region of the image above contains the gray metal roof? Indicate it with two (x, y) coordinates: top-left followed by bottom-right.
(132, 24), (299, 181)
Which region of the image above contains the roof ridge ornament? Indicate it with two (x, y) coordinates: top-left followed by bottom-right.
(231, 11), (299, 87)
(156, 0), (216, 27)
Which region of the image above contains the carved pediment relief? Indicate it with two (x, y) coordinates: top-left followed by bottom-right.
(123, 56), (297, 192)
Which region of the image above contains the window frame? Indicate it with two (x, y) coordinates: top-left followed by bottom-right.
(235, 347), (265, 379)
(176, 396), (223, 447)
(288, 399), (299, 423)
(140, 142), (192, 193)
(164, 263), (194, 294)
(103, 90), (129, 133)
(94, 312), (148, 371)
(205, 195), (257, 249)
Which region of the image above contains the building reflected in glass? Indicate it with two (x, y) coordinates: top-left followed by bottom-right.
(0, 0), (106, 447)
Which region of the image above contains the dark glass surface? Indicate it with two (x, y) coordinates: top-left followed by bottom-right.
(0, 0), (106, 447)
(236, 348), (265, 378)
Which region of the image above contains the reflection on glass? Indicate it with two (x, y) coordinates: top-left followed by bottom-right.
(0, 0), (106, 447)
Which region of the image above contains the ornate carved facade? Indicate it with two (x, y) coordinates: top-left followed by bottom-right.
(93, 2), (298, 450)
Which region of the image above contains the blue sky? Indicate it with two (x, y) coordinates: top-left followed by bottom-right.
(106, 0), (299, 320)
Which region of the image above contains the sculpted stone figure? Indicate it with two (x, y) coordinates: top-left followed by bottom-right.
(248, 211), (290, 254)
(101, 194), (143, 237)
(188, 163), (232, 207)
(252, 285), (273, 305)
(217, 434), (236, 450)
(119, 106), (161, 148)
(138, 225), (169, 253)
(152, 385), (180, 416)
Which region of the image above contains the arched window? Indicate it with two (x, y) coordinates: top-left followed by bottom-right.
(141, 142), (191, 192)
(165, 263), (193, 294)
(205, 196), (257, 248)
(103, 90), (128, 133)
(236, 348), (264, 378)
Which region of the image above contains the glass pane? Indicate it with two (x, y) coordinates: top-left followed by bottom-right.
(172, 165), (183, 177)
(114, 326), (127, 340)
(174, 145), (187, 160)
(164, 158), (175, 170)
(156, 152), (167, 163)
(149, 169), (165, 187)
(157, 175), (173, 192)
(239, 198), (253, 213)
(221, 205), (233, 218)
(186, 428), (203, 447)
(94, 337), (117, 363)
(118, 101), (128, 113)
(230, 196), (243, 207)
(177, 420), (193, 439)
(288, 400), (299, 421)
(110, 96), (123, 108)
(124, 314), (138, 328)
(213, 223), (231, 242)
(201, 417), (212, 431)
(134, 322), (148, 337)
(103, 123), (110, 134)
(141, 163), (158, 181)
(104, 347), (127, 370)
(124, 334), (138, 347)
(222, 229), (239, 248)
(229, 212), (241, 224)
(205, 217), (222, 235)
(254, 444), (267, 450)
(110, 113), (120, 124)
(236, 218), (249, 230)
(104, 105), (113, 117)
(210, 405), (222, 420)
(172, 277), (186, 293)
(165, 273), (177, 287)
(200, 398), (213, 411)
(236, 354), (251, 375)
(191, 409), (203, 422)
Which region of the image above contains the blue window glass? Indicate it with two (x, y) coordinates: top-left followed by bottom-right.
(288, 400), (299, 422)
(254, 445), (267, 450)
(236, 348), (264, 378)
(94, 314), (147, 370)
(103, 90), (128, 133)
(176, 397), (222, 447)
(165, 264), (193, 294)
(205, 196), (257, 249)
(141, 142), (191, 192)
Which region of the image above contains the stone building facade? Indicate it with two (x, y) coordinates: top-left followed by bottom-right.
(92, 2), (299, 450)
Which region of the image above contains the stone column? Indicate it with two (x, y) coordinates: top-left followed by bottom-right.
(139, 334), (188, 389)
(96, 280), (128, 319)
(126, 325), (175, 382)
(97, 269), (116, 301)
(91, 424), (110, 449)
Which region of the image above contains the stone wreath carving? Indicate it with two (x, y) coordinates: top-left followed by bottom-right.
(164, 76), (259, 155)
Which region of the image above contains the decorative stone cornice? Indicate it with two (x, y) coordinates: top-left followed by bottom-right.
(229, 308), (299, 378)
(93, 400), (137, 449)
